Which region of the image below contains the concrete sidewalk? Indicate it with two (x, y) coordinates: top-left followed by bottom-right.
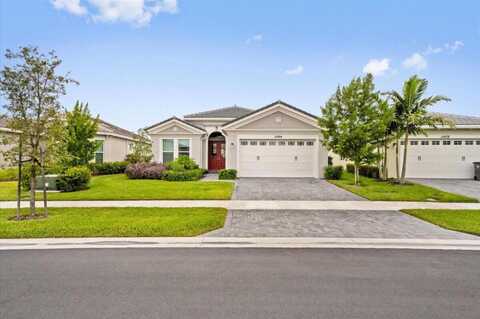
(1, 200), (480, 210)
(1, 237), (480, 250)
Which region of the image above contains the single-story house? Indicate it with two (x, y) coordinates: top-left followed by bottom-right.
(94, 119), (138, 163)
(0, 118), (138, 166)
(145, 100), (329, 178)
(386, 113), (480, 179)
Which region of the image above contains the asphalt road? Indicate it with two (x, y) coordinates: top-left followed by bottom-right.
(1, 248), (479, 319)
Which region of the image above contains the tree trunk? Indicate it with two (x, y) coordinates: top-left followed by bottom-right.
(354, 163), (360, 185)
(383, 142), (388, 181)
(40, 148), (48, 217)
(395, 136), (400, 181)
(29, 163), (36, 216)
(16, 139), (22, 220)
(400, 134), (409, 184)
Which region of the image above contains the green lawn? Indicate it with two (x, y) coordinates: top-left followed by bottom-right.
(0, 207), (227, 238)
(328, 172), (478, 202)
(0, 174), (234, 201)
(403, 209), (480, 236)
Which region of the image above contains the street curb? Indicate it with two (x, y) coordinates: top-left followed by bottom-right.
(1, 237), (480, 251)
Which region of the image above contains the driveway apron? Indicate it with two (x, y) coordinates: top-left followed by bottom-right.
(233, 178), (364, 201)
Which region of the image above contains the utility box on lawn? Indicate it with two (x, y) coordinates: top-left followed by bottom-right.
(34, 174), (59, 191)
(474, 162), (480, 180)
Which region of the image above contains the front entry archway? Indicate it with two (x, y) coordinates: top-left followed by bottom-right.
(208, 132), (225, 172)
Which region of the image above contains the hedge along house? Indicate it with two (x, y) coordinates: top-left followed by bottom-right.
(385, 113), (480, 179)
(145, 100), (329, 178)
(0, 118), (138, 166)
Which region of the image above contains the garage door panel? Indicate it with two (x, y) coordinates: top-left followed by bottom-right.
(403, 141), (479, 179)
(239, 139), (316, 177)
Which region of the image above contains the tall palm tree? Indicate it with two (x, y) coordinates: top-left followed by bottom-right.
(389, 75), (451, 184)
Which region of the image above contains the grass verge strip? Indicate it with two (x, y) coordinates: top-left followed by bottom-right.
(403, 209), (480, 236)
(0, 207), (227, 238)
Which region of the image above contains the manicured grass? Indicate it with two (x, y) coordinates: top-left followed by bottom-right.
(0, 167), (17, 182)
(0, 174), (234, 201)
(328, 172), (478, 202)
(0, 207), (227, 238)
(403, 209), (480, 236)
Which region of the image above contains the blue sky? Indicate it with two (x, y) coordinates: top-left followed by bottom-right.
(1, 0), (479, 131)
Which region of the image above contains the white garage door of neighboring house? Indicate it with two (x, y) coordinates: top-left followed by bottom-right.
(238, 139), (316, 177)
(403, 139), (480, 179)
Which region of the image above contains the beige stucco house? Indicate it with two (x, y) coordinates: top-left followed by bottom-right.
(385, 113), (480, 179)
(0, 118), (138, 166)
(145, 100), (329, 178)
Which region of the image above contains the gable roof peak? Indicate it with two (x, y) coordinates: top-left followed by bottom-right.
(183, 105), (253, 119)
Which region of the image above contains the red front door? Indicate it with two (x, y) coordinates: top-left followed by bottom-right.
(208, 141), (225, 171)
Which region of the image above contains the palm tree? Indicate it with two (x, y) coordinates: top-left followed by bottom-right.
(389, 75), (451, 184)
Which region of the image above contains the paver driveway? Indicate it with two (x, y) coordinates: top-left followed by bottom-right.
(233, 178), (364, 201)
(204, 210), (476, 239)
(412, 179), (480, 201)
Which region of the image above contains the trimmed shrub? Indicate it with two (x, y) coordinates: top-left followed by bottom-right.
(0, 167), (18, 181)
(125, 153), (153, 164)
(359, 165), (380, 179)
(166, 156), (199, 171)
(56, 166), (91, 192)
(125, 163), (166, 179)
(345, 163), (379, 179)
(346, 163), (355, 174)
(324, 165), (343, 180)
(163, 168), (204, 181)
(88, 161), (128, 175)
(218, 169), (237, 180)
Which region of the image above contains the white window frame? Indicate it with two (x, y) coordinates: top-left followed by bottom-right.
(159, 138), (192, 163)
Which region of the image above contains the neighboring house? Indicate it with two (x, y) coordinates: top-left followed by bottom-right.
(145, 100), (328, 178)
(0, 118), (138, 166)
(94, 120), (138, 163)
(385, 113), (480, 179)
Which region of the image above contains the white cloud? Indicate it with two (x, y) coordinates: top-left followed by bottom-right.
(402, 53), (427, 71)
(246, 33), (263, 45)
(51, 0), (177, 27)
(362, 58), (390, 76)
(423, 40), (464, 55)
(284, 65), (304, 76)
(51, 0), (87, 16)
(445, 40), (464, 53)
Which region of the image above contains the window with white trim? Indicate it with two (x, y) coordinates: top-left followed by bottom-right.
(454, 140), (462, 145)
(162, 139), (174, 163)
(95, 140), (104, 164)
(410, 141), (418, 146)
(421, 140), (429, 146)
(240, 140), (248, 146)
(443, 140), (451, 145)
(432, 141), (440, 145)
(178, 139), (190, 157)
(465, 140), (474, 145)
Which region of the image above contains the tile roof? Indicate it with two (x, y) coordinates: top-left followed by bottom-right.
(97, 119), (139, 140)
(144, 116), (206, 132)
(184, 105), (253, 119)
(429, 112), (480, 125)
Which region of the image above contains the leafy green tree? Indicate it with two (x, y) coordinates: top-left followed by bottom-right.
(0, 46), (77, 217)
(126, 129), (153, 163)
(319, 74), (383, 185)
(389, 75), (451, 184)
(62, 101), (99, 167)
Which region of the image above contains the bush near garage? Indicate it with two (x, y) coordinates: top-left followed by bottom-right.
(324, 165), (343, 180)
(218, 169), (237, 180)
(125, 163), (166, 179)
(88, 161), (128, 175)
(346, 163), (379, 179)
(56, 166), (91, 192)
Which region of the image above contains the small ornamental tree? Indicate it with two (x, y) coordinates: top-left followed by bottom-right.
(125, 129), (153, 163)
(0, 46), (77, 217)
(319, 74), (383, 185)
(389, 75), (451, 184)
(62, 101), (99, 167)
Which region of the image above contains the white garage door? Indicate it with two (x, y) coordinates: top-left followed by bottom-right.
(404, 139), (480, 179)
(239, 139), (316, 177)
